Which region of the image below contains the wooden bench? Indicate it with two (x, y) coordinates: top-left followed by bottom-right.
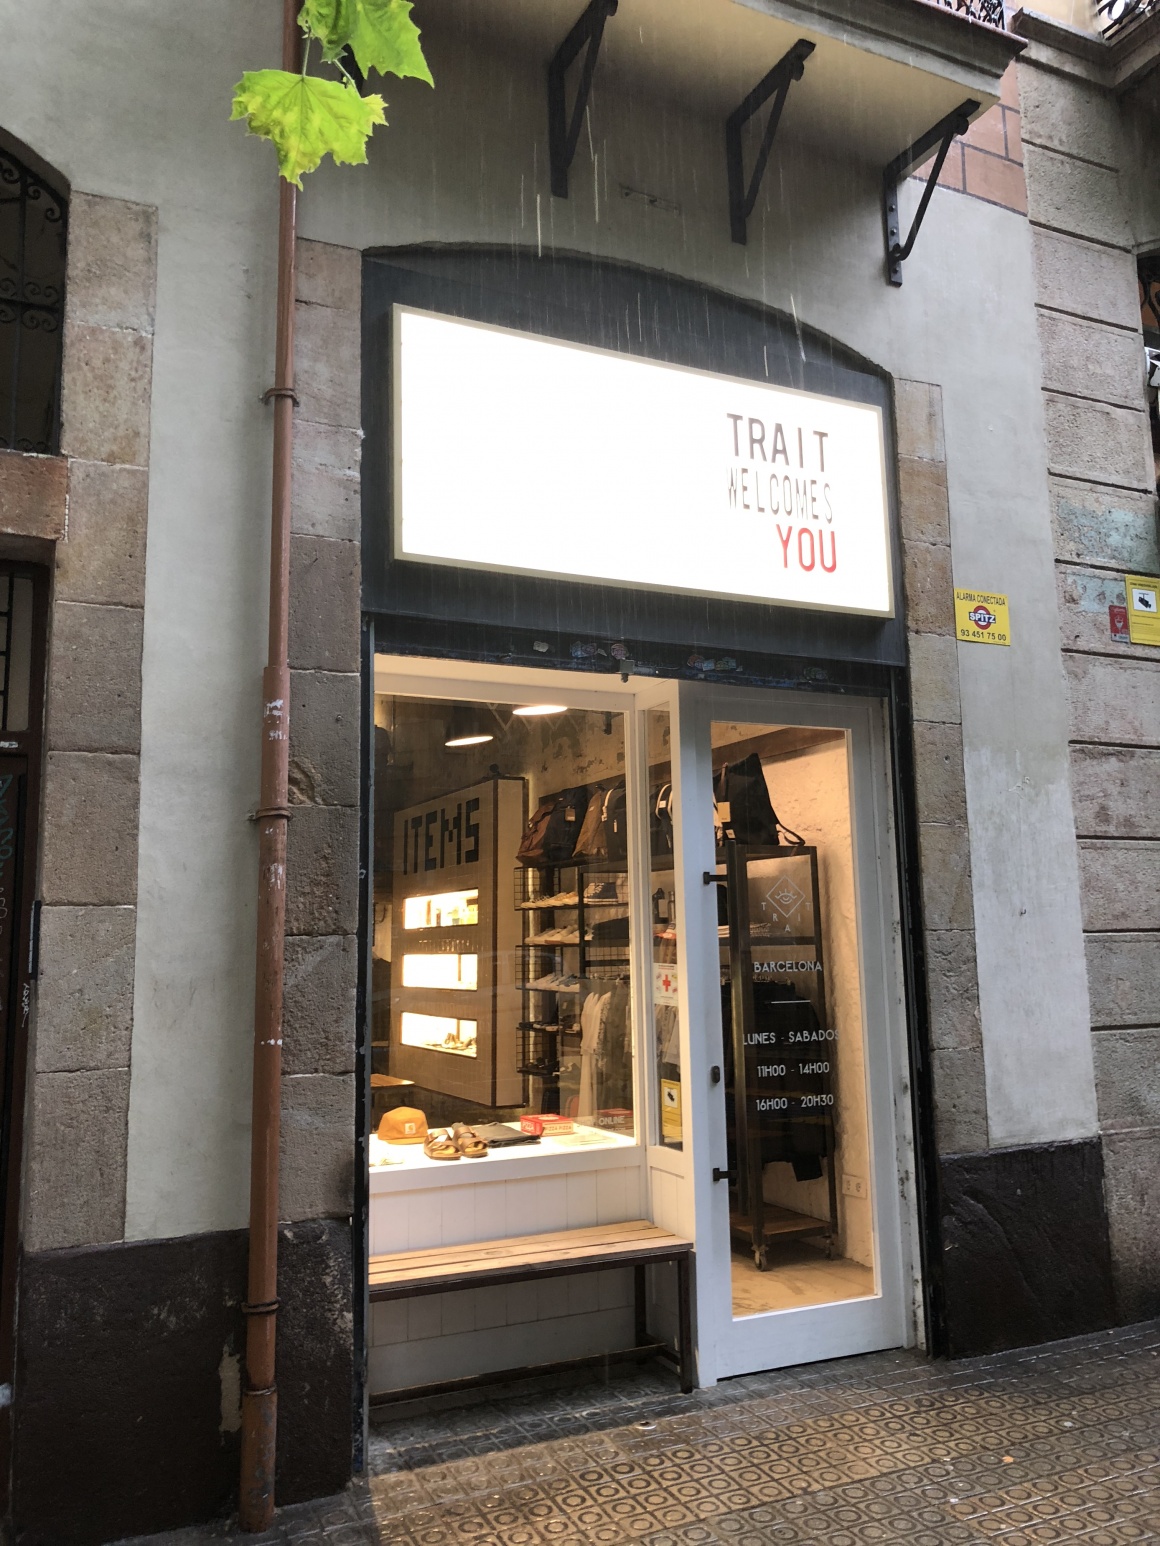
(369, 1219), (695, 1395)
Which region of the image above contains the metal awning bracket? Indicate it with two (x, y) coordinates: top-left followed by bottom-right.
(549, 0), (618, 199)
(726, 39), (815, 245)
(883, 99), (979, 286)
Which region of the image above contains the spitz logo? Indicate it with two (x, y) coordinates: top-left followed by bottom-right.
(968, 604), (996, 630)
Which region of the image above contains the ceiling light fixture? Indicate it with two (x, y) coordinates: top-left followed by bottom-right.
(512, 704), (567, 717)
(444, 706), (495, 748)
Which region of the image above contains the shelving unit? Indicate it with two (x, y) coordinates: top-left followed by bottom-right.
(515, 858), (630, 1116)
(389, 775), (526, 1107)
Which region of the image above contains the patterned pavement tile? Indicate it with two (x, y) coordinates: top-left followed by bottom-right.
(125, 1320), (1160, 1546)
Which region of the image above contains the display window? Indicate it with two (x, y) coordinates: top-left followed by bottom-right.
(367, 661), (913, 1392)
(371, 693), (638, 1169)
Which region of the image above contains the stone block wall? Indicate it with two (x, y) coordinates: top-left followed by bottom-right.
(1018, 33), (1160, 1321)
(281, 238), (363, 1224)
(24, 191), (158, 1253)
(896, 380), (988, 1157)
(8, 213), (362, 1543)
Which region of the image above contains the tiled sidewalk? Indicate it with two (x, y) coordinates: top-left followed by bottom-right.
(127, 1320), (1160, 1545)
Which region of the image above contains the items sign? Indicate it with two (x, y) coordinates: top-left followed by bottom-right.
(393, 307), (893, 617)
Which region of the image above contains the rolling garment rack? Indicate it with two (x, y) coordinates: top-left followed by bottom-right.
(716, 838), (840, 1270)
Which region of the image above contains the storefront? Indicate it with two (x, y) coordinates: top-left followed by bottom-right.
(363, 249), (921, 1392)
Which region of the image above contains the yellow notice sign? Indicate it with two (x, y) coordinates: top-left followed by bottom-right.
(1126, 574), (1160, 645)
(660, 1079), (682, 1143)
(954, 589), (1010, 646)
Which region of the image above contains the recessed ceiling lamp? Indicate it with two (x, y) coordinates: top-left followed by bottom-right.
(512, 704), (567, 717)
(444, 706), (494, 748)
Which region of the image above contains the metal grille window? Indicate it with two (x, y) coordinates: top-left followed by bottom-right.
(925, 0), (1007, 26)
(0, 145), (67, 456)
(1099, 0), (1158, 34)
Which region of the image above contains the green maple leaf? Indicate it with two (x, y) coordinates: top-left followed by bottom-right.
(350, 0), (434, 85)
(298, 0), (356, 62)
(231, 70), (387, 187)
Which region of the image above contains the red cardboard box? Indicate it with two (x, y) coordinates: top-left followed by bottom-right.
(521, 1114), (575, 1136)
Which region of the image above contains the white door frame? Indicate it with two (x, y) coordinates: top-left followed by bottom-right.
(671, 681), (917, 1384)
(372, 656), (919, 1386)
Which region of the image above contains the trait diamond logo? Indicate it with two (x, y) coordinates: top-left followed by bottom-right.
(764, 875), (806, 924)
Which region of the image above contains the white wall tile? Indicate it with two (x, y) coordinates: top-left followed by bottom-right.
(566, 1170), (599, 1228)
(598, 1266), (633, 1311)
(407, 1294), (442, 1341)
(566, 1272), (600, 1316)
(404, 1190), (442, 1250)
(370, 1307), (636, 1392)
(474, 1283), (508, 1330)
(370, 1194), (406, 1256)
(596, 1166), (628, 1223)
(440, 1184), (478, 1245)
(439, 1287), (476, 1337)
(505, 1278), (539, 1324)
(371, 1299), (408, 1346)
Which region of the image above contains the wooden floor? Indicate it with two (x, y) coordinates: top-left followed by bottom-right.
(730, 1240), (875, 1316)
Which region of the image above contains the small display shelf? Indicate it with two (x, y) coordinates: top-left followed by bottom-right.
(514, 857), (630, 1114)
(390, 776), (527, 1107)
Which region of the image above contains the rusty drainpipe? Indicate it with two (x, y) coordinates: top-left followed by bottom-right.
(240, 0), (301, 1529)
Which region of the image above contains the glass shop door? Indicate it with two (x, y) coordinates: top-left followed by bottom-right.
(672, 684), (915, 1384)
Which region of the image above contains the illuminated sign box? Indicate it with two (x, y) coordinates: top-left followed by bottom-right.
(393, 306), (893, 618)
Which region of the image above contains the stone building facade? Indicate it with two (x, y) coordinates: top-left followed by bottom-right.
(1014, 2), (1160, 1324)
(0, 0), (1156, 1541)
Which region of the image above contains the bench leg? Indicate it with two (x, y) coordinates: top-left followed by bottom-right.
(634, 1263), (647, 1346)
(675, 1254), (694, 1394)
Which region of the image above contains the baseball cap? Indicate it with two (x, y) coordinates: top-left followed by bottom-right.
(378, 1106), (429, 1144)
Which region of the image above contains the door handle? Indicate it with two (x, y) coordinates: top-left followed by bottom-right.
(713, 1167), (736, 1184)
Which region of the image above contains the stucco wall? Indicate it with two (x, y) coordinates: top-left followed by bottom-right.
(0, 0), (285, 1241)
(0, 1), (1099, 1243)
(299, 18), (1094, 1158)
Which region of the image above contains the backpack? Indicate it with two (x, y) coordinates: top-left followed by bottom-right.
(516, 797), (557, 866)
(603, 786), (630, 861)
(715, 753), (803, 848)
(541, 786), (591, 864)
(651, 782), (675, 858)
(573, 783), (608, 860)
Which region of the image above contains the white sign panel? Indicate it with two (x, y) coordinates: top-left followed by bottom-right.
(393, 306), (893, 617)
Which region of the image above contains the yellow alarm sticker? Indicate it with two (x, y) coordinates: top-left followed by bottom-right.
(1125, 574), (1160, 646)
(954, 589), (1010, 647)
(660, 1080), (682, 1143)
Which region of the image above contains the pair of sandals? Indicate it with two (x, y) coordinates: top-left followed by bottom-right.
(423, 1123), (487, 1160)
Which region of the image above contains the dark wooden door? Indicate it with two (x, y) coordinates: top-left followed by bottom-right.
(0, 566), (48, 1519)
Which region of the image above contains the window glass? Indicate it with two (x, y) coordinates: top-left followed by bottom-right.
(371, 693), (635, 1168)
(648, 708), (682, 1149)
(711, 720), (876, 1317)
